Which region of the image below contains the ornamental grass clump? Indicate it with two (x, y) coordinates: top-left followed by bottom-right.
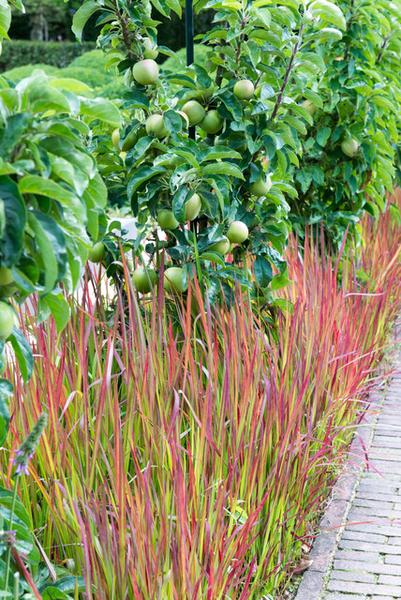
(1, 200), (401, 597)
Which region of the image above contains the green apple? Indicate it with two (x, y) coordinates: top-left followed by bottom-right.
(184, 193), (202, 221)
(157, 209), (179, 230)
(164, 267), (187, 293)
(301, 100), (316, 116)
(0, 301), (15, 339)
(132, 267), (158, 293)
(181, 100), (205, 126)
(143, 37), (159, 60)
(250, 175), (272, 197)
(89, 241), (105, 263)
(146, 114), (168, 139)
(0, 267), (13, 286)
(111, 128), (120, 148)
(234, 79), (255, 100)
(199, 110), (223, 134)
(132, 59), (159, 85)
(341, 138), (360, 158)
(208, 237), (230, 255)
(227, 221), (249, 244)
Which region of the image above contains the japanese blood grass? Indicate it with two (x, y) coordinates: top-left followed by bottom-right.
(2, 204), (401, 598)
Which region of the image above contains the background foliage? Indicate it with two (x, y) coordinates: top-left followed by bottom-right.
(1, 50), (125, 99)
(0, 40), (95, 71)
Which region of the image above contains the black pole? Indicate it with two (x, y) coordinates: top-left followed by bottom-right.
(185, 0), (194, 66)
(185, 0), (195, 140)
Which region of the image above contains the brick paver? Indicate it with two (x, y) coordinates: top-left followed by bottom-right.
(321, 365), (401, 600)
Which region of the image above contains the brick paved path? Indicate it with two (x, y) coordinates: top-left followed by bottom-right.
(322, 371), (401, 600)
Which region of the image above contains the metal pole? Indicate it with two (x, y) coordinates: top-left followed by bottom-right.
(185, 0), (195, 140)
(185, 0), (194, 66)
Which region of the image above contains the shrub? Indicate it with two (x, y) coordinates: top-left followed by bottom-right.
(68, 48), (113, 71)
(292, 0), (401, 245)
(0, 40), (95, 72)
(3, 197), (401, 597)
(63, 51), (125, 98)
(1, 50), (125, 99)
(1, 63), (59, 81)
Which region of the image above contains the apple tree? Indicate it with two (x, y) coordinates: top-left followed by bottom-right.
(0, 67), (121, 447)
(292, 0), (401, 245)
(73, 0), (347, 303)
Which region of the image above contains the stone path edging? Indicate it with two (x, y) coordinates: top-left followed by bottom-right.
(294, 323), (400, 600)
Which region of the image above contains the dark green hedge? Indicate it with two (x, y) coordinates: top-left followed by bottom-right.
(0, 40), (96, 72)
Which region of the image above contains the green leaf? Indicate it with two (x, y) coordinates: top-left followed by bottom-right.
(218, 92), (243, 121)
(166, 0), (182, 17)
(83, 174), (108, 210)
(39, 292), (70, 333)
(28, 212), (66, 294)
(201, 147), (242, 162)
(200, 251), (226, 266)
(41, 589), (69, 600)
(50, 77), (93, 96)
(8, 329), (33, 383)
(0, 113), (30, 157)
(79, 98), (122, 127)
(316, 27), (343, 42)
(316, 127), (331, 147)
(164, 110), (184, 135)
(271, 271), (291, 290)
(0, 175), (26, 266)
(125, 89), (149, 110)
(169, 149), (200, 169)
(202, 162), (244, 180)
(72, 0), (101, 42)
(50, 155), (89, 198)
(40, 137), (95, 180)
(0, 378), (12, 447)
(309, 0), (347, 30)
(172, 186), (191, 222)
(128, 136), (155, 165)
(127, 166), (166, 200)
(40, 577), (85, 595)
(254, 255), (273, 288)
(27, 85), (71, 114)
(0, 487), (39, 563)
(19, 175), (85, 221)
(296, 170), (313, 193)
(0, 1), (11, 40)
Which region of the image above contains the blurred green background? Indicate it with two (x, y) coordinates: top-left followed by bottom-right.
(1, 0), (212, 97)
